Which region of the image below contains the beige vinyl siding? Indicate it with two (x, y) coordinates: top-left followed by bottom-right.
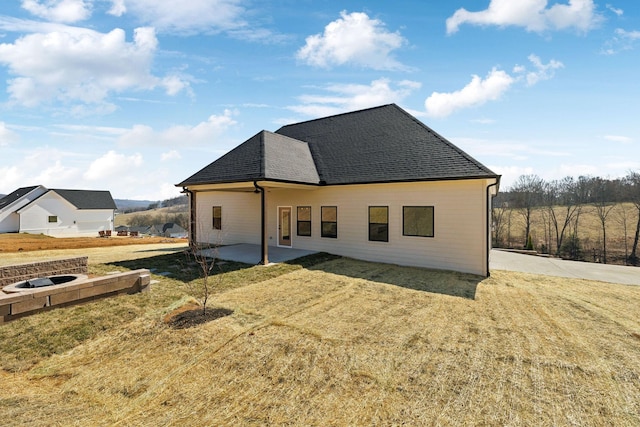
(194, 179), (490, 275)
(196, 191), (260, 245)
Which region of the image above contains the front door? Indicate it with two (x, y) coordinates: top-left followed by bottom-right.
(278, 207), (292, 247)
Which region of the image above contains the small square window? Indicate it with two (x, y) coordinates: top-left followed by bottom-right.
(48, 215), (58, 223)
(403, 206), (434, 237)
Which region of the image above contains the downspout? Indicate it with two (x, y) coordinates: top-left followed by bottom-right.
(486, 179), (500, 277)
(181, 187), (196, 251)
(254, 181), (269, 265)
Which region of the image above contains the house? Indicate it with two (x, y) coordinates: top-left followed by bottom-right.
(148, 223), (188, 238)
(177, 104), (500, 276)
(0, 185), (117, 237)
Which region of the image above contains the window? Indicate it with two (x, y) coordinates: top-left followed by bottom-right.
(321, 206), (337, 238)
(369, 206), (389, 242)
(403, 206), (434, 237)
(48, 215), (57, 223)
(297, 206), (311, 236)
(212, 206), (222, 230)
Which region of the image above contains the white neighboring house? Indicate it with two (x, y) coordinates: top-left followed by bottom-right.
(0, 185), (117, 237)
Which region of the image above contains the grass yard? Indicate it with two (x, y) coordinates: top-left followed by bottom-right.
(0, 252), (639, 426)
(0, 233), (185, 253)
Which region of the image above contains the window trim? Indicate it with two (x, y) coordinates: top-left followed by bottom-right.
(296, 206), (312, 237)
(368, 206), (389, 242)
(402, 206), (434, 238)
(321, 206), (337, 238)
(212, 206), (222, 230)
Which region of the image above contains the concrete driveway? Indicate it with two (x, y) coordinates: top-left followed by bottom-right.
(490, 249), (640, 286)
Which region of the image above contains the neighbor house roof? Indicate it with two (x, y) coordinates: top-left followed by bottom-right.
(178, 104), (498, 187)
(8, 187), (117, 211)
(0, 185), (41, 211)
(51, 189), (117, 210)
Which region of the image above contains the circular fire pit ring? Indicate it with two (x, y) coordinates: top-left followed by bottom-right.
(2, 274), (89, 293)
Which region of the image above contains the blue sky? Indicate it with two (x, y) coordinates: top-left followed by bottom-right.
(0, 0), (638, 200)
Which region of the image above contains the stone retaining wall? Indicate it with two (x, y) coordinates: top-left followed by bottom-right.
(0, 269), (151, 324)
(0, 257), (88, 289)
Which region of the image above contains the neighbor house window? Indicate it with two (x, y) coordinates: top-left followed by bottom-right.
(369, 206), (389, 242)
(403, 206), (434, 237)
(321, 206), (337, 238)
(297, 206), (311, 236)
(48, 215), (57, 223)
(212, 206), (222, 230)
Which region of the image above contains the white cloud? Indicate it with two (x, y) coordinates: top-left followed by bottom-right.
(425, 68), (514, 118)
(114, 0), (246, 35)
(425, 55), (562, 117)
(602, 28), (640, 54)
(288, 78), (421, 117)
(161, 150), (181, 161)
(446, 0), (601, 34)
(605, 4), (623, 16)
(0, 122), (19, 146)
(604, 135), (633, 144)
(0, 147), (82, 193)
(297, 11), (408, 70)
(83, 150), (143, 181)
(517, 54), (564, 85)
(21, 0), (91, 23)
(118, 109), (237, 147)
(108, 0), (126, 16)
(0, 26), (189, 109)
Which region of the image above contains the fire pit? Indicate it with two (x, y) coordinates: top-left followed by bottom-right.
(2, 274), (89, 293)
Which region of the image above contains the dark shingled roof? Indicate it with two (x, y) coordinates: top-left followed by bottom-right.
(51, 189), (117, 210)
(179, 104), (497, 187)
(0, 186), (39, 211)
(179, 131), (319, 186)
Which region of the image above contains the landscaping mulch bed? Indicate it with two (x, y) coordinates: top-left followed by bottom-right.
(166, 307), (234, 329)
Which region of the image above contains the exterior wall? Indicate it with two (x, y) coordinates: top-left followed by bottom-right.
(195, 180), (491, 275)
(195, 191), (261, 246)
(18, 192), (113, 237)
(0, 186), (47, 233)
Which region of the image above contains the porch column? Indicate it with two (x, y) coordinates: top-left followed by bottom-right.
(254, 182), (268, 265)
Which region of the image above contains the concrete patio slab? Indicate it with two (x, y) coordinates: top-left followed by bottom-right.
(200, 244), (317, 265)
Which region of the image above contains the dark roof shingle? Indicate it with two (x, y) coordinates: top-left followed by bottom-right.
(178, 104), (497, 187)
(0, 186), (40, 211)
(52, 189), (117, 210)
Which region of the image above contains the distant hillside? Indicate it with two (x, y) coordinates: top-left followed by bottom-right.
(114, 204), (188, 228)
(114, 199), (158, 211)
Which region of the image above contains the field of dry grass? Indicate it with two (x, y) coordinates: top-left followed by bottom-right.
(1, 250), (638, 426)
(498, 203), (639, 264)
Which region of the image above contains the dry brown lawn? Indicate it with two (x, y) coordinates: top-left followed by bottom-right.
(0, 234), (188, 266)
(1, 252), (639, 426)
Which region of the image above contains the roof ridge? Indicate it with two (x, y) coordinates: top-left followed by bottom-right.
(276, 103), (396, 132)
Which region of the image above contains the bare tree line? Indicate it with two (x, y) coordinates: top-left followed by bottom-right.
(493, 171), (640, 265)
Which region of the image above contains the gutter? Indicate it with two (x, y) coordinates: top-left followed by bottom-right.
(253, 181), (269, 265)
(485, 178), (500, 277)
(181, 187), (196, 250)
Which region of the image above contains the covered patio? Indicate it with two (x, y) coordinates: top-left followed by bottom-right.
(200, 243), (317, 265)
